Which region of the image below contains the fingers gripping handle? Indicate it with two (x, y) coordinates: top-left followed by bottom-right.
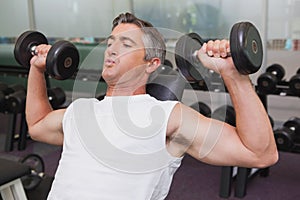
(30, 45), (38, 56)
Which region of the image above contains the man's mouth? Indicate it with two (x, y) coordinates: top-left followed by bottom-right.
(104, 58), (116, 66)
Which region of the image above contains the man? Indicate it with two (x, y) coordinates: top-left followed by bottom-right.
(26, 13), (278, 199)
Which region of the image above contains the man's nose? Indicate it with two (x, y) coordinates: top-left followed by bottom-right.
(106, 43), (118, 56)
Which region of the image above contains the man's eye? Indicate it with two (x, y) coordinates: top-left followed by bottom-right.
(123, 43), (132, 48)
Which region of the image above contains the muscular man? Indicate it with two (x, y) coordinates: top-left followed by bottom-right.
(26, 13), (278, 199)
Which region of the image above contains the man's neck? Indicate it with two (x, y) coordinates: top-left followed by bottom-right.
(106, 85), (147, 96)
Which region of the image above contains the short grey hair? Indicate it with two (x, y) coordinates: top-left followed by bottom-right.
(112, 13), (166, 63)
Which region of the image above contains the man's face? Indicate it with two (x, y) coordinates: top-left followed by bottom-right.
(102, 23), (148, 87)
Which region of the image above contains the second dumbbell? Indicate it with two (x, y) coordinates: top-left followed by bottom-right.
(14, 31), (80, 80)
(289, 68), (300, 96)
(257, 64), (285, 94)
(274, 117), (300, 152)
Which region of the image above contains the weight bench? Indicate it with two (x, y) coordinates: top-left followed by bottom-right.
(0, 158), (31, 200)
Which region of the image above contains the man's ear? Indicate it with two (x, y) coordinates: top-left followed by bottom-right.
(146, 57), (161, 74)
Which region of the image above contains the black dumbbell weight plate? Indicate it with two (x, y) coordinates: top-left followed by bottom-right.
(257, 72), (277, 94)
(190, 101), (212, 117)
(14, 31), (48, 68)
(289, 72), (300, 96)
(47, 87), (66, 108)
(212, 105), (236, 126)
(156, 64), (174, 75)
(20, 154), (45, 190)
(6, 84), (26, 95)
(274, 128), (295, 151)
(46, 40), (79, 80)
(230, 22), (263, 75)
(283, 117), (300, 135)
(7, 90), (26, 113)
(266, 64), (285, 80)
(175, 33), (206, 81)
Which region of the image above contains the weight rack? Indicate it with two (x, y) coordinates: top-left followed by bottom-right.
(186, 72), (299, 198)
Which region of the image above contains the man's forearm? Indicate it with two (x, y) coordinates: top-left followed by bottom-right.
(223, 74), (276, 155)
(26, 67), (53, 127)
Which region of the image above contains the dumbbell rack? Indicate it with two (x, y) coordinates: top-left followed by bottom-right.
(0, 66), (44, 152)
(187, 77), (300, 199)
(217, 93), (272, 199)
(188, 79), (253, 198)
(3, 112), (28, 152)
(264, 80), (300, 154)
(232, 86), (299, 198)
(0, 66), (27, 151)
(226, 93), (270, 199)
(216, 90), (289, 199)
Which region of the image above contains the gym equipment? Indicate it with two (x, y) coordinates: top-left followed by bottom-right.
(154, 59), (174, 76)
(257, 64), (285, 94)
(0, 91), (5, 112)
(0, 82), (10, 95)
(4, 84), (27, 113)
(147, 63), (185, 101)
(269, 115), (274, 129)
(189, 101), (211, 117)
(6, 90), (26, 113)
(96, 92), (106, 101)
(0, 153), (44, 197)
(147, 75), (185, 101)
(14, 31), (79, 80)
(47, 87), (66, 109)
(0, 157), (30, 200)
(289, 68), (300, 96)
(6, 84), (26, 96)
(211, 105), (236, 126)
(175, 22), (263, 82)
(155, 64), (174, 75)
(284, 117), (300, 136)
(163, 59), (173, 68)
(19, 154), (45, 191)
(274, 117), (300, 152)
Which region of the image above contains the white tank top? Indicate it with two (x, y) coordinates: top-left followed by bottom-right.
(47, 94), (183, 200)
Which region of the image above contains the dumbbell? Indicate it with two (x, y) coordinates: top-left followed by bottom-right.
(0, 83), (9, 112)
(163, 59), (173, 68)
(0, 91), (5, 112)
(6, 90), (26, 113)
(289, 68), (300, 96)
(283, 117), (300, 142)
(14, 31), (79, 80)
(257, 64), (285, 94)
(0, 82), (10, 95)
(190, 101), (212, 117)
(211, 105), (236, 126)
(175, 22), (263, 82)
(0, 82), (24, 96)
(0, 83), (25, 113)
(47, 87), (66, 109)
(6, 84), (26, 95)
(19, 154), (45, 190)
(274, 117), (300, 151)
(156, 59), (174, 75)
(5, 84), (27, 113)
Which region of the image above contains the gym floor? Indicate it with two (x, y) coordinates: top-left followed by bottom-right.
(0, 138), (299, 200)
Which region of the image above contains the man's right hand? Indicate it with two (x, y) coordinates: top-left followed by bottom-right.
(30, 44), (51, 72)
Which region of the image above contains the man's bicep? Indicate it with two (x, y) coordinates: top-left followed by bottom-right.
(186, 117), (258, 167)
(28, 109), (65, 145)
(168, 103), (210, 157)
(169, 104), (255, 166)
